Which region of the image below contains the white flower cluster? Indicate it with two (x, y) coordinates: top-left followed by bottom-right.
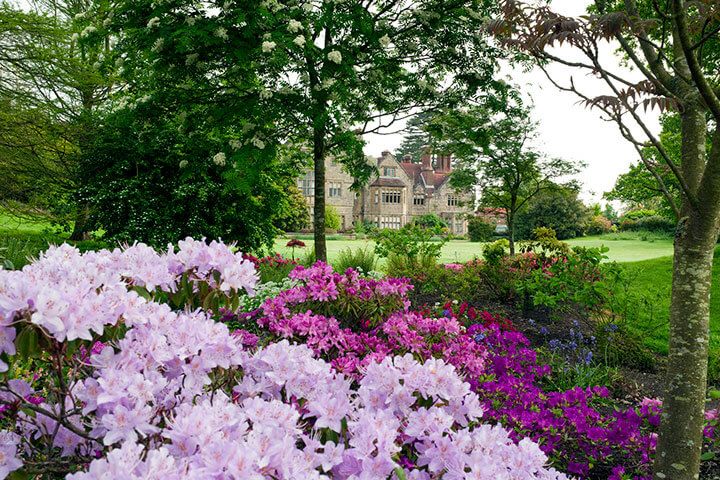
(327, 50), (342, 64)
(288, 19), (303, 33)
(262, 40), (276, 53)
(212, 152), (227, 166)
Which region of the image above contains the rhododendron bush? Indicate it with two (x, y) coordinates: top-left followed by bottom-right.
(235, 261), (720, 479)
(0, 240), (568, 479)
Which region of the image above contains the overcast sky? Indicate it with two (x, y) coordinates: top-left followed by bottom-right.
(363, 0), (661, 204)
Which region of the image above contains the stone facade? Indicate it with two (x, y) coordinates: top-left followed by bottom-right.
(298, 150), (473, 234)
(298, 158), (357, 231)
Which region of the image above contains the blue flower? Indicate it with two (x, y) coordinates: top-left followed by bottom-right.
(474, 333), (486, 342)
(548, 339), (561, 350)
(539, 326), (549, 336)
(584, 350), (593, 365)
(442, 309), (452, 317)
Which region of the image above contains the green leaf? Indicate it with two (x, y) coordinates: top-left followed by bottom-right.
(393, 467), (407, 480)
(701, 451), (715, 461)
(15, 327), (39, 358)
(9, 470), (31, 480)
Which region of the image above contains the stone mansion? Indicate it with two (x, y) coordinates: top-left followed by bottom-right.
(298, 149), (473, 235)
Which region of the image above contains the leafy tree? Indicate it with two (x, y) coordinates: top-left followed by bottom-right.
(96, 0), (310, 250)
(412, 213), (448, 231)
(496, 1), (720, 476)
(433, 101), (582, 254)
(467, 217), (495, 242)
(79, 105), (298, 251)
(105, 0), (504, 261)
(0, 0), (113, 237)
(603, 203), (619, 223)
(514, 189), (589, 240)
(324, 204), (341, 232)
(274, 186), (311, 233)
(249, 0), (503, 260)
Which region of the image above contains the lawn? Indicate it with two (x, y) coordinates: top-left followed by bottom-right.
(0, 212), (104, 268)
(614, 250), (720, 364)
(273, 234), (675, 264)
(0, 211), (53, 234)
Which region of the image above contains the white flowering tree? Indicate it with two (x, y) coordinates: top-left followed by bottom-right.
(105, 0), (503, 260)
(252, 0), (504, 260)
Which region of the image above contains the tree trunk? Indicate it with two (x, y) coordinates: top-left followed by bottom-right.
(313, 126), (327, 263)
(69, 205), (89, 241)
(653, 105), (718, 480)
(507, 210), (515, 255)
(653, 221), (715, 480)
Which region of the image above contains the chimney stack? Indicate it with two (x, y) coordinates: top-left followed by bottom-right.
(435, 153), (452, 172)
(420, 146), (432, 171)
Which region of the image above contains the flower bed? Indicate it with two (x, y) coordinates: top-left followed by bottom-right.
(0, 240), (568, 479)
(1, 240), (718, 479)
(237, 262), (720, 479)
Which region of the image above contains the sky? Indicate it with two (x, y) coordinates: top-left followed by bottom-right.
(363, 0), (661, 204)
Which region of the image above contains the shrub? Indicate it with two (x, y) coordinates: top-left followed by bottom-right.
(333, 246), (377, 273)
(0, 246), (571, 479)
(585, 214), (613, 235)
(372, 223), (448, 275)
(619, 214), (676, 235)
(515, 245), (609, 315)
(483, 238), (509, 264)
(273, 185), (310, 232)
(324, 204), (341, 232)
(514, 190), (589, 240)
(520, 227), (571, 257)
(467, 217), (496, 242)
(3, 243), (720, 479)
(353, 219), (377, 235)
(411, 213), (448, 231)
(623, 208), (658, 220)
(244, 253), (298, 283)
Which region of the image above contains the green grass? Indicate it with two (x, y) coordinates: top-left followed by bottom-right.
(613, 251), (720, 358)
(273, 234), (675, 265)
(0, 212), (55, 234)
(0, 212), (104, 269)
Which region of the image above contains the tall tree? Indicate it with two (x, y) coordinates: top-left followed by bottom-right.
(431, 102), (581, 254)
(495, 1), (720, 477)
(0, 0), (113, 237)
(244, 0), (503, 261)
(102, 0), (309, 250)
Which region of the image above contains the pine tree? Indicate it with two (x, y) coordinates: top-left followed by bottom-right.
(395, 112), (435, 162)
